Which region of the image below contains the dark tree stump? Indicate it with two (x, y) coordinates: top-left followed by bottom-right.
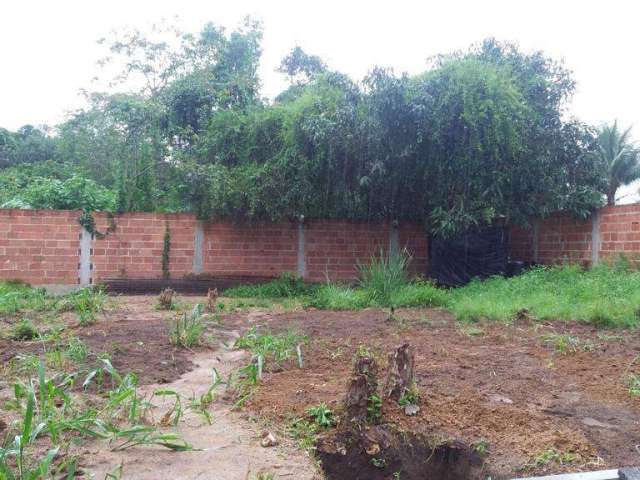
(384, 343), (415, 401)
(343, 356), (378, 425)
(158, 288), (175, 310)
(205, 288), (218, 313)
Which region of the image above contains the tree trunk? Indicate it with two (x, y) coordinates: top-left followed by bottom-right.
(384, 343), (415, 401)
(343, 356), (378, 425)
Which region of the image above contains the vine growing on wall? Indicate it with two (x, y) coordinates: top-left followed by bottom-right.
(77, 211), (116, 239)
(162, 222), (171, 279)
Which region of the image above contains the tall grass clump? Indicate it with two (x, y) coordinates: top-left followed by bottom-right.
(224, 273), (316, 298)
(170, 304), (205, 348)
(449, 263), (640, 327)
(358, 249), (408, 305)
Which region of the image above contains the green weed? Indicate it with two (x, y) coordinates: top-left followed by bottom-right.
(170, 304), (205, 348)
(528, 448), (577, 468)
(307, 403), (335, 428)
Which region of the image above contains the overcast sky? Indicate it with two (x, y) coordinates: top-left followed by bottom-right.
(2, 0), (639, 196)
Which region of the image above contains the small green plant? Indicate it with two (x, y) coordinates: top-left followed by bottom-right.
(58, 287), (106, 325)
(529, 448), (577, 468)
(627, 373), (640, 397)
(367, 393), (382, 423)
(458, 324), (485, 337)
(307, 403), (335, 428)
(64, 337), (89, 362)
(541, 333), (592, 355)
(170, 304), (205, 348)
(472, 439), (490, 456)
(371, 457), (386, 468)
(253, 472), (275, 480)
(398, 384), (420, 407)
(287, 417), (319, 452)
(10, 319), (38, 341)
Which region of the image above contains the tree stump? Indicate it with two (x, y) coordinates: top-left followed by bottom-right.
(384, 343), (415, 401)
(205, 288), (218, 313)
(343, 356), (378, 425)
(158, 288), (175, 310)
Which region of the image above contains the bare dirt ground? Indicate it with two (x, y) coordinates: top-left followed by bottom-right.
(230, 308), (640, 478)
(1, 296), (639, 479)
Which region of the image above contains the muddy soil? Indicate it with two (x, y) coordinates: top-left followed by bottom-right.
(0, 296), (193, 385)
(238, 308), (640, 478)
(2, 296), (639, 478)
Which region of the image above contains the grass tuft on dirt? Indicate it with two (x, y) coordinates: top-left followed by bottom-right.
(450, 263), (640, 327)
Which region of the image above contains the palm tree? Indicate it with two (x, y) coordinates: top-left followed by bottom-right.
(592, 121), (640, 206)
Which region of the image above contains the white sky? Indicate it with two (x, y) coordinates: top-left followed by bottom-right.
(2, 0), (639, 197)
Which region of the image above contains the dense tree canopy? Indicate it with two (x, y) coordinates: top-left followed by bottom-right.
(0, 23), (613, 236)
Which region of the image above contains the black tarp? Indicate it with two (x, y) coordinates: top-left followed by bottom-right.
(428, 226), (510, 286)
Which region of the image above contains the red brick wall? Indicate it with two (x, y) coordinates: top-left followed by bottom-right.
(599, 204), (640, 261)
(304, 220), (391, 282)
(91, 213), (196, 282)
(0, 209), (430, 285)
(0, 209), (81, 285)
(202, 221), (298, 277)
(537, 214), (593, 265)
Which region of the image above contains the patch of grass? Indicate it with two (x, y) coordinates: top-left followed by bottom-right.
(10, 319), (39, 341)
(627, 373), (640, 397)
(287, 417), (320, 452)
(57, 287), (107, 325)
(388, 281), (449, 308)
(64, 337), (89, 362)
(0, 281), (50, 314)
(235, 327), (306, 370)
(225, 273), (316, 298)
(457, 324), (485, 337)
(169, 304), (205, 348)
(541, 333), (594, 355)
(305, 284), (369, 310)
(449, 264), (640, 328)
(528, 448), (577, 468)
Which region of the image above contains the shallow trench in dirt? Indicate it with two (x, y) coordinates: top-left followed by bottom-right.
(316, 425), (489, 480)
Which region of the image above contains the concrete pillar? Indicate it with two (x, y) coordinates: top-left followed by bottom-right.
(297, 219), (306, 279)
(78, 227), (92, 286)
(591, 210), (600, 265)
(192, 220), (204, 275)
